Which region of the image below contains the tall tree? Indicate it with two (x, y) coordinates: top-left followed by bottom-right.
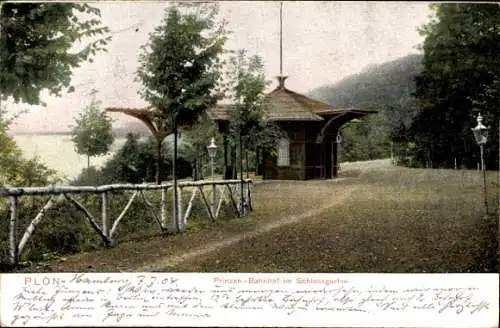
(70, 90), (114, 172)
(136, 3), (227, 229)
(226, 51), (282, 160)
(225, 50), (282, 211)
(411, 4), (500, 169)
(0, 3), (111, 105)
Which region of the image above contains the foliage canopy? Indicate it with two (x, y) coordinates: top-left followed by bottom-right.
(410, 3), (500, 169)
(136, 4), (227, 128)
(0, 3), (111, 105)
(70, 91), (114, 167)
(226, 50), (282, 151)
(136, 3), (228, 184)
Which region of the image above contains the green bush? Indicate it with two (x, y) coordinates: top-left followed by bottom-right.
(72, 133), (193, 186)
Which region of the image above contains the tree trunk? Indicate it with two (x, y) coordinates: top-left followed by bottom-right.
(155, 138), (162, 185)
(231, 145), (237, 179)
(173, 122), (179, 232)
(197, 159), (200, 180)
(196, 155), (204, 180)
(239, 133), (244, 215)
(245, 150), (249, 179)
(255, 148), (259, 175)
(223, 134), (229, 179)
(193, 159), (198, 181)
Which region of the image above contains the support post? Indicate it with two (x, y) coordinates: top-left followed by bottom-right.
(215, 186), (227, 219)
(173, 122), (179, 232)
(246, 151), (249, 179)
(226, 184), (241, 217)
(184, 187), (198, 224)
(161, 187), (167, 231)
(102, 192), (110, 244)
(9, 196), (19, 266)
(333, 139), (338, 178)
(178, 186), (185, 231)
(199, 186), (216, 222)
(247, 181), (253, 211)
(223, 134), (229, 179)
(18, 197), (55, 256)
(231, 145), (237, 179)
(211, 157), (216, 218)
(239, 134), (245, 216)
(109, 191), (139, 240)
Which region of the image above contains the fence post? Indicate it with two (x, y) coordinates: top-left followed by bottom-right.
(161, 186), (167, 231)
(8, 196), (19, 266)
(178, 186), (185, 231)
(247, 181), (253, 211)
(172, 186), (184, 233)
(102, 192), (110, 246)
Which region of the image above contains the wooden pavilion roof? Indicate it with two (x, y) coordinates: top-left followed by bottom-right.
(208, 77), (377, 123)
(265, 85), (324, 121)
(106, 106), (171, 141)
(106, 79), (377, 131)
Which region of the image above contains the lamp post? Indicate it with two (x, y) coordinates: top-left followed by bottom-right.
(207, 137), (218, 218)
(471, 112), (489, 215)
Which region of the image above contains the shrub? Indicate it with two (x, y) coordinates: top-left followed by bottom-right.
(72, 133), (193, 186)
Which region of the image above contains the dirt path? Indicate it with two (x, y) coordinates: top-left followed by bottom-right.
(137, 160), (393, 271)
(137, 182), (361, 271)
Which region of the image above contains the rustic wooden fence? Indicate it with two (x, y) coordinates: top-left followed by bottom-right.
(0, 179), (253, 266)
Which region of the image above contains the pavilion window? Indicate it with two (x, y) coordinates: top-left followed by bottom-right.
(277, 136), (290, 167)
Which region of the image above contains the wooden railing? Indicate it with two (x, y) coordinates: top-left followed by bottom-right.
(0, 179), (253, 266)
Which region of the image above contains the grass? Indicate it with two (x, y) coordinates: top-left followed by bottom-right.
(177, 166), (498, 273)
(10, 160), (499, 273)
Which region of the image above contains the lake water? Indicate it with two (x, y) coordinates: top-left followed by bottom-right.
(13, 135), (128, 181)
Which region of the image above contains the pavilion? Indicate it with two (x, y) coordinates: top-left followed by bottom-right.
(208, 76), (376, 180)
(209, 2), (376, 179)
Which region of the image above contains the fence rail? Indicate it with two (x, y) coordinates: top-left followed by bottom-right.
(1, 179), (253, 267)
(0, 179), (250, 196)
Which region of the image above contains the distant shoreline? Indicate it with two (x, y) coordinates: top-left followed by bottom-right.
(12, 131), (72, 136)
(11, 130), (150, 137)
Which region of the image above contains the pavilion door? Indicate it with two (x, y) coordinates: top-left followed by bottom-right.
(305, 142), (324, 179)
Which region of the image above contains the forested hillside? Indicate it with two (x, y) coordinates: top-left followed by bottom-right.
(309, 54), (423, 162)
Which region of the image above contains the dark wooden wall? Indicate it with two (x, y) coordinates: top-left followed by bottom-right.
(263, 122), (307, 180)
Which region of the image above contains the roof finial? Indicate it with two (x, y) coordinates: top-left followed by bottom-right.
(277, 1), (288, 89)
(280, 1), (283, 78)
(277, 76), (288, 88)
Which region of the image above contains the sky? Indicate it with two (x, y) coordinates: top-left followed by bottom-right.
(6, 1), (433, 133)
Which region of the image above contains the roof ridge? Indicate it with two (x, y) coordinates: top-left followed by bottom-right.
(283, 88), (341, 110)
